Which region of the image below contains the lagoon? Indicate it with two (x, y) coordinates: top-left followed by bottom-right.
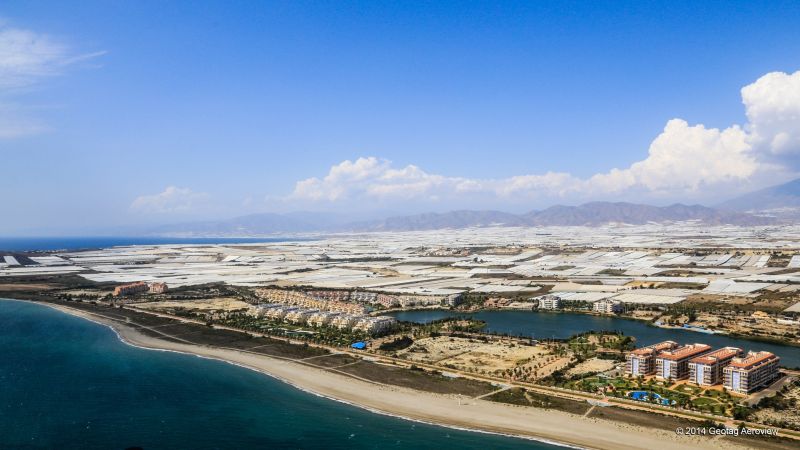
(387, 309), (800, 368)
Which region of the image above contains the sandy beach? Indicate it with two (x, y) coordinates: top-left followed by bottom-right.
(36, 302), (758, 450)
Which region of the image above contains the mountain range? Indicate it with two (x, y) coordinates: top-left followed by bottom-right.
(150, 202), (773, 236)
(718, 178), (800, 215)
(149, 178), (800, 235)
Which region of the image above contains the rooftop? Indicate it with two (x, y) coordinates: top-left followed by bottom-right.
(657, 344), (712, 361)
(729, 351), (779, 369)
(690, 347), (742, 365)
(631, 340), (678, 356)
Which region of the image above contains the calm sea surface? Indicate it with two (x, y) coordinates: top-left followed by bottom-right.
(0, 299), (558, 450)
(387, 309), (800, 368)
(0, 237), (303, 252)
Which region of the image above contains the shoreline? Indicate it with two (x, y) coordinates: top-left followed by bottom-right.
(8, 298), (752, 450)
(393, 307), (800, 351)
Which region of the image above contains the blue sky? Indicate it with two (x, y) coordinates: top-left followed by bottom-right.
(2, 1), (800, 234)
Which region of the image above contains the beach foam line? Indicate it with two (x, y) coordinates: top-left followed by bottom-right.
(14, 298), (584, 450)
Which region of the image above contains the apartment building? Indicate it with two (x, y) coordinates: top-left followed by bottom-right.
(655, 344), (712, 381)
(536, 295), (561, 310)
(723, 351), (781, 394)
(592, 299), (622, 314)
(625, 341), (679, 376)
(688, 347), (743, 386)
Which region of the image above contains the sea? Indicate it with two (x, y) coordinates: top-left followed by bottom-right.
(0, 299), (560, 450)
(0, 237), (305, 252)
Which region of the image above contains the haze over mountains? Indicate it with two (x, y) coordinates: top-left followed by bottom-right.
(151, 202), (773, 236)
(147, 178), (800, 235)
(718, 178), (800, 215)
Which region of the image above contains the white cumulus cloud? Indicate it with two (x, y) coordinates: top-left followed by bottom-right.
(130, 186), (209, 214)
(290, 70), (800, 206)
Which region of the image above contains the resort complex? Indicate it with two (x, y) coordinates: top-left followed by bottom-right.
(625, 340), (780, 394)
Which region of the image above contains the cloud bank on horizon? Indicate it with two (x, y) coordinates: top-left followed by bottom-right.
(286, 70), (800, 210)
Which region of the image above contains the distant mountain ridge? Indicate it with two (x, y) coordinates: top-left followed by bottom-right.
(718, 178), (800, 214)
(523, 202), (770, 226)
(151, 202), (774, 235)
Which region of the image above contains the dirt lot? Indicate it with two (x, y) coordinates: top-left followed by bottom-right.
(0, 283), (57, 291)
(566, 357), (617, 376)
(396, 336), (571, 379)
(135, 297), (251, 312)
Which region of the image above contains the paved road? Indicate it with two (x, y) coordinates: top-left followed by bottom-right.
(743, 374), (797, 406)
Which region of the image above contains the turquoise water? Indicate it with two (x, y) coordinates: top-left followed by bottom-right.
(388, 309), (800, 368)
(0, 300), (559, 450)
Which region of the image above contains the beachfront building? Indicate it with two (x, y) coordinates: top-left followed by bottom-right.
(536, 295), (561, 310)
(113, 281), (149, 296)
(625, 341), (679, 376)
(353, 316), (397, 334)
(148, 282), (168, 294)
(688, 347), (743, 386)
(655, 344), (712, 381)
(592, 299), (622, 314)
(723, 351), (781, 394)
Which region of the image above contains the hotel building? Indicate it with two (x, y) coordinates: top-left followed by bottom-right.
(688, 347), (743, 386)
(113, 282), (149, 296)
(626, 341), (679, 376)
(723, 351), (781, 394)
(655, 344), (712, 381)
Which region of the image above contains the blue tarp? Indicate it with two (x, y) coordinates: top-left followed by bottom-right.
(351, 342), (367, 350)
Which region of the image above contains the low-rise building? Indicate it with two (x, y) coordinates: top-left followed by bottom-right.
(265, 306), (298, 321)
(285, 309), (318, 324)
(625, 341), (679, 376)
(592, 299), (622, 314)
(248, 303), (282, 317)
(330, 314), (359, 330)
(655, 344), (712, 381)
(307, 311), (341, 327)
(350, 291), (377, 303)
(353, 316), (397, 334)
(723, 351), (781, 394)
(688, 347), (743, 386)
